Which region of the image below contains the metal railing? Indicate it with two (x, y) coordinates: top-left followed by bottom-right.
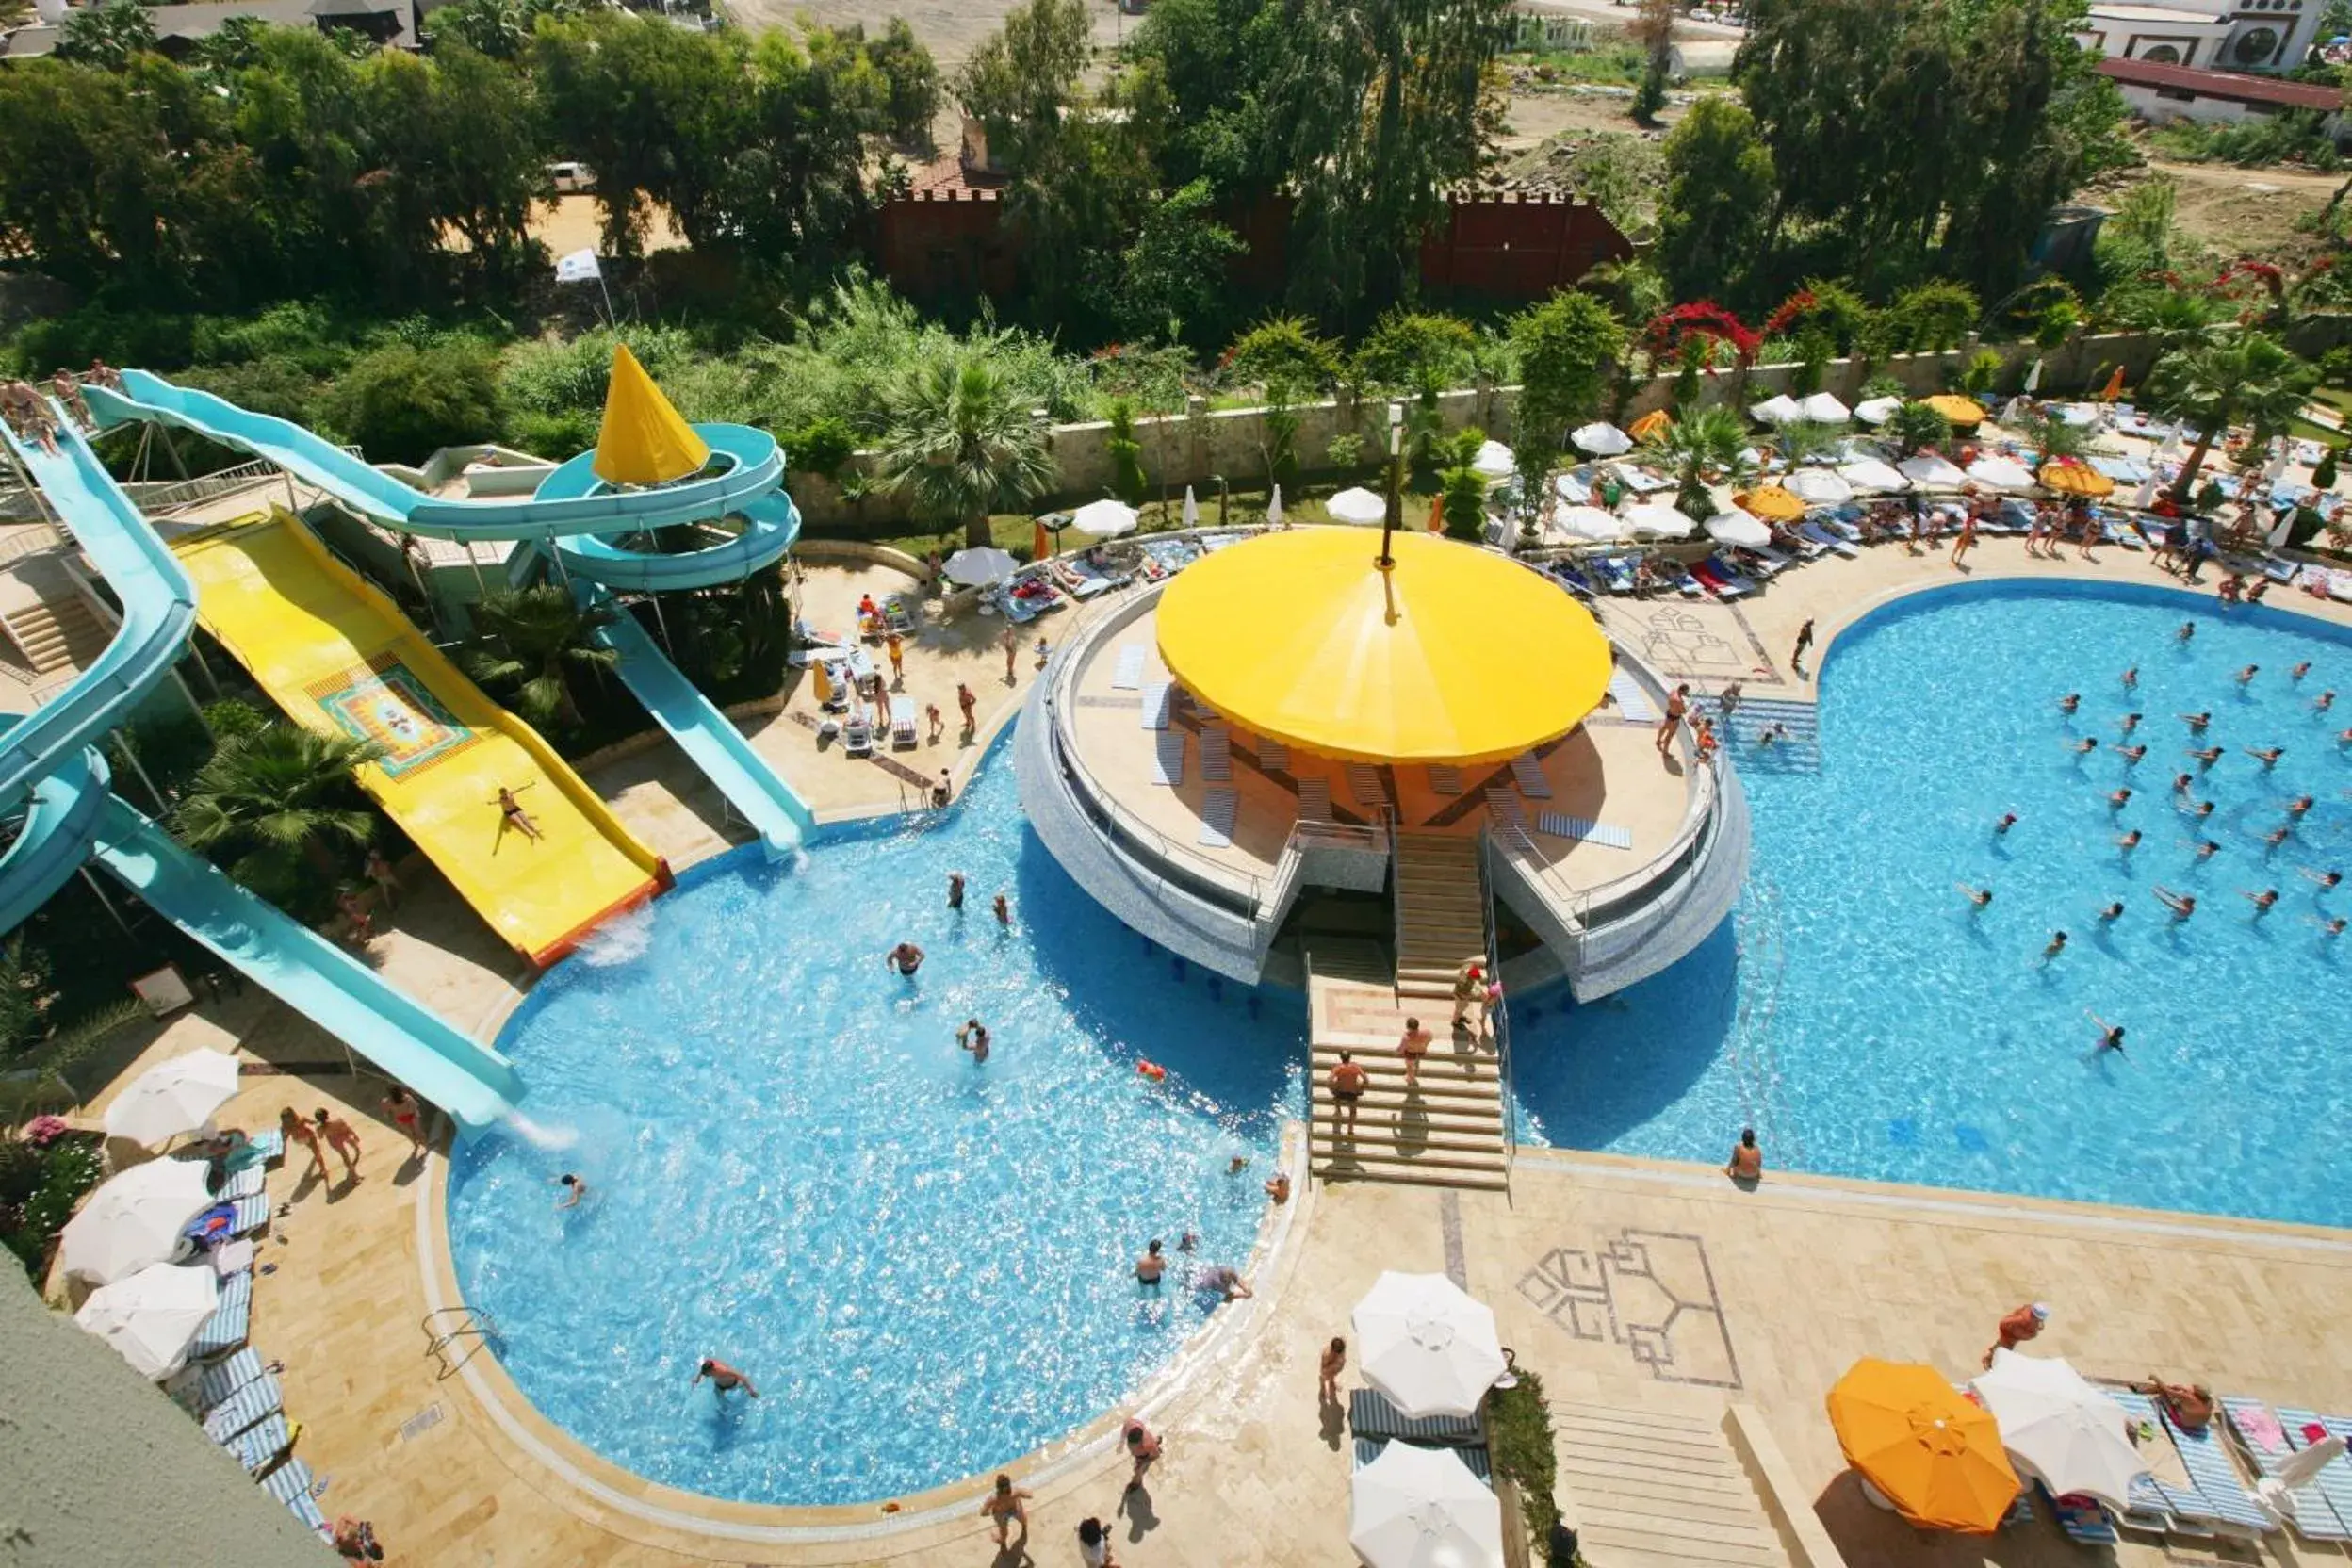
(1477, 828), (1517, 1188)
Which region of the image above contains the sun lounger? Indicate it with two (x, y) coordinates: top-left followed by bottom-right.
(225, 1194), (268, 1237)
(1352, 1436), (1494, 1483)
(1345, 762), (1385, 806)
(993, 588), (1041, 625)
(261, 1458), (331, 1542)
(842, 711), (873, 758)
(2106, 1390), (2213, 1533)
(220, 1166), (264, 1203)
(890, 712), (917, 750)
(1591, 555), (1636, 593)
(1537, 811), (1633, 849)
(189, 1269), (253, 1359)
(1550, 564), (1598, 597)
(1297, 776), (1331, 823)
(1509, 753), (1551, 799)
(1140, 681), (1172, 730)
(203, 1373), (283, 1443)
(196, 1347), (264, 1411)
(2225, 1398), (2351, 1539)
(249, 1129), (284, 1163)
(882, 595), (916, 634)
(1741, 545), (1792, 578)
(1152, 730), (1184, 787)
(2162, 1401), (2275, 1534)
(1699, 555), (1756, 596)
(2036, 1483), (2118, 1545)
(1349, 1387), (1484, 1446)
(1671, 564), (1705, 597)
(1111, 645), (1146, 690)
(2261, 554), (2299, 584)
(2101, 518), (2144, 550)
(2281, 1409), (2352, 1531)
(1427, 765), (1462, 796)
(1606, 670), (1658, 723)
(1200, 727), (1232, 781)
(1255, 737), (1289, 773)
(1199, 787), (1236, 848)
(224, 1410), (292, 1474)
(1800, 520), (1860, 558)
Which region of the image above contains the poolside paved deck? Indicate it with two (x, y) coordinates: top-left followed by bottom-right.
(41, 536), (2352, 1566)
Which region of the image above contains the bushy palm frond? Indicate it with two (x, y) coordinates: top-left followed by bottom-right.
(1884, 400), (1953, 458)
(874, 357), (1059, 547)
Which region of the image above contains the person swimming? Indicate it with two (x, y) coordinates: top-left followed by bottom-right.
(2176, 623), (2196, 644)
(2119, 712), (2143, 734)
(2087, 1011), (2126, 1054)
(2041, 931), (2068, 960)
(957, 1018), (990, 1063)
(2179, 711), (2211, 732)
(2286, 795), (2314, 818)
(2299, 867), (2344, 890)
(2246, 745), (2283, 767)
(2187, 745), (2222, 767)
(2235, 664), (2260, 685)
(1995, 812), (2018, 834)
(2097, 901), (2125, 923)
(2057, 693), (2081, 715)
(2069, 737), (2099, 755)
(2112, 743), (2147, 764)
(2115, 829), (2142, 851)
(2154, 887), (2197, 920)
(2171, 772), (2195, 796)
(1957, 883), (1994, 909)
(2243, 888), (2280, 915)
(886, 940), (925, 976)
(2107, 787), (2132, 809)
(1135, 1238), (1166, 1283)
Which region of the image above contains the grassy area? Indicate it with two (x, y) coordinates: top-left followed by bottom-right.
(1506, 44), (1649, 85)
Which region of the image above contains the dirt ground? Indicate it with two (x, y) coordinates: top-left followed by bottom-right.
(2126, 157), (2344, 263)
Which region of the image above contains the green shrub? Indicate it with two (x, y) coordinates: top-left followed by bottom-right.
(2, 1133), (106, 1279)
(1441, 464), (1488, 542)
(2319, 347), (2352, 388)
(1107, 400), (1149, 505)
(1490, 1370), (1560, 1549)
(203, 698), (271, 744)
(1960, 349), (2003, 395)
(326, 340), (503, 464)
(505, 408), (599, 462)
(179, 357), (324, 425)
(781, 416), (858, 482)
(2312, 446), (2341, 490)
(1326, 433), (1366, 472)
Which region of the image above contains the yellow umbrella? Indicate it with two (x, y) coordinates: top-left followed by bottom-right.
(810, 659), (834, 705)
(1627, 409), (1674, 442)
(2039, 461), (2115, 498)
(1826, 1359), (2018, 1535)
(1736, 485), (1805, 522)
(1924, 394), (1986, 427)
(1033, 518), (1052, 562)
(1154, 530), (1611, 766)
(2099, 366), (2128, 402)
(593, 344), (710, 486)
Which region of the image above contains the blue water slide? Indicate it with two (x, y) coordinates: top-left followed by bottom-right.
(89, 795), (522, 1127)
(0, 743), (111, 937)
(592, 599), (812, 857)
(0, 412), (198, 815)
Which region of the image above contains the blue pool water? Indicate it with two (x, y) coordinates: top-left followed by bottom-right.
(1512, 580), (2352, 1229)
(445, 743), (1304, 1507)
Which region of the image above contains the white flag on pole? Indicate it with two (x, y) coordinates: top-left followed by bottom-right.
(554, 249), (603, 284)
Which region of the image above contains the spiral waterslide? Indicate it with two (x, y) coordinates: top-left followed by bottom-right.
(0, 410), (521, 1126)
(84, 359), (813, 856)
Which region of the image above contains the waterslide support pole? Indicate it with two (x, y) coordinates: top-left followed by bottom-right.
(77, 865), (136, 938)
(108, 732), (170, 817)
(465, 543), (490, 600)
(647, 591), (674, 657)
(183, 636), (224, 699)
(157, 429), (189, 482)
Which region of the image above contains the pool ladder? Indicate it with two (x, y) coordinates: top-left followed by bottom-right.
(422, 1304), (502, 1380)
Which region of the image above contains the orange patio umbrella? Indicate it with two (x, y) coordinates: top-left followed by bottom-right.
(1736, 485), (1805, 522)
(1826, 1359), (2018, 1535)
(2039, 460), (2115, 498)
(1428, 496), (1446, 533)
(1627, 408), (1674, 442)
(2099, 366), (2128, 402)
(1033, 518), (1053, 562)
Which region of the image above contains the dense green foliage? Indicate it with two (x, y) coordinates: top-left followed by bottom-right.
(172, 725), (386, 919)
(874, 356), (1061, 547)
(1489, 1371), (1561, 1549)
(463, 585), (619, 728)
(2148, 332), (2317, 501)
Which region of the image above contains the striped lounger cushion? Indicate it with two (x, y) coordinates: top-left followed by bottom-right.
(190, 1270), (253, 1358)
(1111, 645), (1146, 690)
(250, 1129), (285, 1162)
(2110, 1390), (2229, 1527)
(1200, 727), (1233, 781)
(1140, 681), (1172, 729)
(1199, 788), (1237, 848)
(198, 1347), (264, 1411)
(1152, 730), (1185, 786)
(226, 1411), (290, 1474)
(2168, 1413), (2275, 1532)
(1351, 1436), (1493, 1483)
(221, 1166), (264, 1202)
(1298, 777), (1331, 823)
(1426, 765), (1462, 796)
(1510, 753), (1552, 799)
(2226, 1399), (2349, 1538)
(1345, 763), (1385, 805)
(1537, 812), (1633, 850)
(261, 1458), (329, 1539)
(226, 1194), (269, 1236)
(203, 1374), (282, 1443)
(1256, 738), (1289, 772)
(1349, 1387), (1481, 1446)
(2283, 1410), (2352, 1531)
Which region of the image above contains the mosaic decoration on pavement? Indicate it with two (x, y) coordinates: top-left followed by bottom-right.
(303, 655), (481, 778)
(1517, 1228), (1742, 1388)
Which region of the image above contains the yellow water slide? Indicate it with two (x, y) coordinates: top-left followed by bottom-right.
(175, 510), (668, 966)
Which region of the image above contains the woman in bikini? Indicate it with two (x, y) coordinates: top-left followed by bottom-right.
(280, 1106), (329, 1182)
(381, 1086), (427, 1156)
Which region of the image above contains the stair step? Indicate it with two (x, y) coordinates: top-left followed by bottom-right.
(1314, 1164), (1510, 1192)
(1309, 1107), (1504, 1137)
(1315, 1149), (1509, 1180)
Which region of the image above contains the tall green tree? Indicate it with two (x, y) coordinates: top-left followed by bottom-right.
(2146, 333), (2316, 505)
(174, 727), (385, 909)
(1655, 99), (1775, 307)
(1883, 400), (1953, 457)
(1509, 291), (1627, 458)
(1118, 180), (1246, 347)
(1637, 403), (1749, 519)
(464, 585), (619, 727)
(874, 357), (1060, 548)
(54, 0), (156, 71)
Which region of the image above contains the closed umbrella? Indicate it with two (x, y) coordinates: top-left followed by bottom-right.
(1706, 508), (1772, 548)
(1838, 458), (1910, 493)
(1750, 394), (1805, 426)
(1969, 1351), (2147, 1514)
(1182, 485), (1200, 529)
(1471, 439), (1516, 479)
(1266, 483), (1284, 528)
(1738, 485), (1806, 522)
(1786, 469), (1854, 506)
(1898, 453), (1968, 489)
(1572, 422), (1631, 457)
(1626, 409), (1673, 442)
(58, 1158), (214, 1284)
(1621, 502), (1698, 540)
(1352, 1271), (1507, 1419)
(1801, 392), (1851, 425)
(810, 659), (834, 705)
(1854, 396), (1902, 426)
(943, 547), (1017, 586)
(1328, 486), (1389, 526)
(1071, 498), (1139, 538)
(73, 1261), (220, 1380)
(2132, 475), (2160, 510)
(1826, 1358), (2019, 1534)
(1551, 505), (1625, 543)
(1349, 1441), (1504, 1568)
(102, 1049), (241, 1148)
(1965, 456), (2036, 492)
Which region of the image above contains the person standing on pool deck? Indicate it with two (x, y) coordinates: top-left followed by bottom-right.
(1658, 685), (1690, 758)
(313, 1108), (362, 1181)
(693, 1358), (759, 1397)
(1791, 620), (1815, 678)
(1396, 1017), (1431, 1086)
(956, 1018), (989, 1063)
(1329, 1051), (1367, 1137)
(885, 940), (924, 976)
(956, 681), (977, 743)
(381, 1086), (427, 1157)
(1984, 1303), (2050, 1368)
(979, 1475), (1031, 1548)
(1319, 1336), (1348, 1405)
(1077, 1516), (1119, 1567)
(1121, 1416), (1163, 1492)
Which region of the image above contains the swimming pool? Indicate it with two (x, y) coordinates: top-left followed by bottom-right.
(1512, 580), (2352, 1230)
(445, 741), (1305, 1507)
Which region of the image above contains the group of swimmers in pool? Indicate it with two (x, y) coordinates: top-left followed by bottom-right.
(880, 874), (1017, 1062)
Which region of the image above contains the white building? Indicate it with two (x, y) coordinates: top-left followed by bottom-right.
(2079, 0), (2323, 72)
(2097, 53), (2346, 125)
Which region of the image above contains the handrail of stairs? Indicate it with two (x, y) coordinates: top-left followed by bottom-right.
(1478, 826), (1517, 1190)
(1385, 807), (1404, 999)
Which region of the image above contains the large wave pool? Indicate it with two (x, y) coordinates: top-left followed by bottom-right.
(1512, 580), (2351, 1229)
(446, 743), (1304, 1507)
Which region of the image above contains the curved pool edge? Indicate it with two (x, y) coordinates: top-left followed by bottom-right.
(415, 1113), (1318, 1547)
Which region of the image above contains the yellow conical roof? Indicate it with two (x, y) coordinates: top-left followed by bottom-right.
(593, 344), (709, 486)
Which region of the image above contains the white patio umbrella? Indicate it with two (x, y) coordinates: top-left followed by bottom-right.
(1838, 458), (1910, 493)
(1070, 498), (1139, 539)
(942, 546), (1017, 586)
(1350, 1439), (1505, 1568)
(1327, 486), (1389, 526)
(73, 1261), (220, 1380)
(2024, 358), (2044, 394)
(1621, 501), (1697, 540)
(1181, 484), (1199, 529)
(1266, 482), (1284, 527)
(1705, 508), (1772, 548)
(1551, 505), (1625, 543)
(102, 1049), (241, 1148)
(1854, 396), (1902, 427)
(1969, 1351), (2147, 1514)
(1785, 468), (1854, 506)
(1800, 392), (1851, 425)
(1749, 394), (1805, 426)
(1965, 455), (2036, 492)
(1571, 421), (1631, 457)
(2132, 475), (2160, 511)
(1899, 452), (1968, 489)
(58, 1157), (214, 1285)
(1353, 1270), (1507, 1419)
(1471, 439), (1516, 480)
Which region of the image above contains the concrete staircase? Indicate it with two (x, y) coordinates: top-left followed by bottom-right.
(1552, 1401), (1790, 1568)
(1306, 939), (1507, 1192)
(1393, 833), (1490, 1002)
(1, 593), (106, 678)
(1695, 694), (1819, 774)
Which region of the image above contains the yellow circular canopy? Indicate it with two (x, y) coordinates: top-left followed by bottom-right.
(1154, 529), (1612, 766)
(1923, 394), (1987, 427)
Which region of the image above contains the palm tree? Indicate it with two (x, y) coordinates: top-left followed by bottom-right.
(2014, 405), (2087, 467)
(2146, 332), (2316, 505)
(874, 356), (1059, 550)
(174, 726), (385, 905)
(1639, 404), (1750, 519)
(1772, 419), (1842, 468)
(1883, 400), (1953, 459)
(464, 584), (618, 728)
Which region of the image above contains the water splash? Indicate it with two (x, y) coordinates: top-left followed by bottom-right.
(499, 1109), (579, 1152)
(576, 905), (656, 968)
